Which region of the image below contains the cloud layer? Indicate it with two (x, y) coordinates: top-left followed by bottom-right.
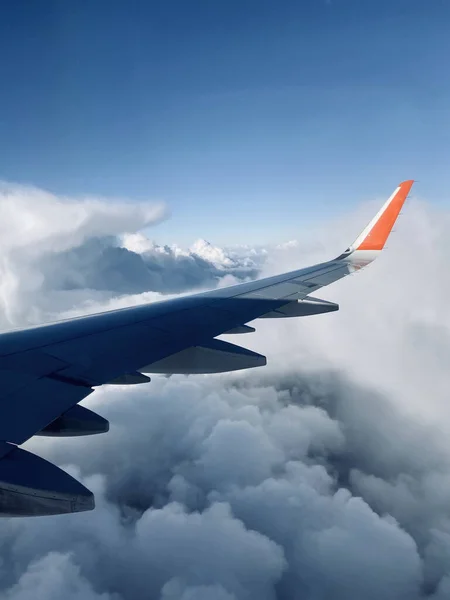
(0, 183), (264, 327)
(0, 183), (449, 599)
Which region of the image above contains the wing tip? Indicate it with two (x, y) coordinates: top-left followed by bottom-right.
(399, 179), (415, 191)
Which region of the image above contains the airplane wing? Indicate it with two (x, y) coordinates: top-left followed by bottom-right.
(0, 180), (413, 516)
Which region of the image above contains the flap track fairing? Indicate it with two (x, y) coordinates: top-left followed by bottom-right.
(37, 405), (109, 437)
(141, 338), (266, 374)
(259, 296), (339, 318)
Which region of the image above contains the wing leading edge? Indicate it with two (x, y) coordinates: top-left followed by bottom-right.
(0, 180), (413, 515)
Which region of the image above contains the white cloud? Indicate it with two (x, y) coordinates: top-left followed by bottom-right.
(0, 183), (266, 327)
(0, 183), (449, 598)
(0, 183), (167, 328)
(0, 182), (167, 253)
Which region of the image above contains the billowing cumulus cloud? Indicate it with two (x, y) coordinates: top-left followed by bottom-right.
(0, 182), (165, 327)
(0, 183), (264, 327)
(0, 183), (449, 599)
(2, 552), (117, 600)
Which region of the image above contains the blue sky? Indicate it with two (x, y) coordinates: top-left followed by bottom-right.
(0, 0), (449, 244)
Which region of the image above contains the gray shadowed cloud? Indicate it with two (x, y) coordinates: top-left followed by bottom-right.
(0, 183), (449, 599)
(39, 236), (262, 297)
(9, 372), (433, 600)
(0, 183), (264, 327)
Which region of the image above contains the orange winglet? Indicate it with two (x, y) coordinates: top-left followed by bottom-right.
(356, 180), (414, 251)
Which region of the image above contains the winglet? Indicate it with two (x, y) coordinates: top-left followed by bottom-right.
(350, 180), (414, 252)
(337, 180), (414, 268)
